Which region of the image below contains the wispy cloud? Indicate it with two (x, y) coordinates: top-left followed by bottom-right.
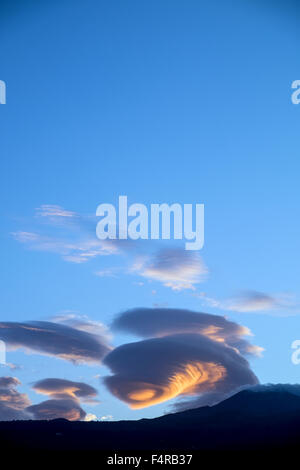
(199, 290), (297, 314)
(95, 268), (121, 278)
(99, 414), (113, 421)
(12, 231), (117, 263)
(12, 205), (211, 295)
(35, 204), (77, 220)
(12, 204), (120, 263)
(132, 248), (208, 291)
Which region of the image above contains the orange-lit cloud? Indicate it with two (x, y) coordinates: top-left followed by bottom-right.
(117, 360), (226, 409)
(32, 378), (99, 403)
(105, 308), (260, 410)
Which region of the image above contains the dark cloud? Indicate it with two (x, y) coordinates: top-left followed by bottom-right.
(111, 307), (262, 356)
(27, 398), (86, 421)
(0, 320), (111, 364)
(32, 378), (99, 403)
(105, 308), (260, 410)
(0, 376), (32, 420)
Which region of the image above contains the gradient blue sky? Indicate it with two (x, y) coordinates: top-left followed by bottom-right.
(0, 0), (300, 421)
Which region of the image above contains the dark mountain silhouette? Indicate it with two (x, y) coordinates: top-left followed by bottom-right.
(1, 385), (300, 464)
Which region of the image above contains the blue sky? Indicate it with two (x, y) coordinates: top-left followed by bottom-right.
(0, 0), (300, 421)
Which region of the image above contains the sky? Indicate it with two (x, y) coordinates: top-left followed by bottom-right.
(0, 0), (300, 422)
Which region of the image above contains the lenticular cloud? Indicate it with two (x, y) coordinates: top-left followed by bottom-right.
(104, 308), (260, 410)
(0, 319), (111, 364)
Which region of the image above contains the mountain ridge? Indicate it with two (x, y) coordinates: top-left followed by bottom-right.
(1, 385), (300, 459)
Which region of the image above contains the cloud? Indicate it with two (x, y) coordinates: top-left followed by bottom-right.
(32, 378), (99, 403)
(104, 334), (258, 410)
(12, 231), (117, 263)
(132, 249), (208, 291)
(95, 268), (121, 278)
(11, 204), (121, 263)
(51, 313), (111, 340)
(104, 308), (260, 410)
(27, 398), (86, 421)
(28, 377), (100, 421)
(12, 206), (209, 292)
(111, 307), (263, 356)
(85, 413), (98, 421)
(12, 204), (142, 265)
(0, 376), (99, 421)
(99, 414), (113, 421)
(200, 290), (296, 314)
(0, 319), (111, 364)
(0, 377), (32, 420)
(35, 205), (77, 220)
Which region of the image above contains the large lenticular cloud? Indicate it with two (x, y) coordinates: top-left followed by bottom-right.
(112, 307), (263, 356)
(104, 308), (260, 410)
(0, 320), (111, 364)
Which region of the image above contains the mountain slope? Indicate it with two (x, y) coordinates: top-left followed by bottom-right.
(1, 386), (300, 458)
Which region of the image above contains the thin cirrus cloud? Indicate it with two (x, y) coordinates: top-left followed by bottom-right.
(132, 249), (208, 291)
(200, 290), (297, 314)
(0, 317), (112, 364)
(35, 204), (77, 220)
(104, 308), (260, 411)
(12, 205), (209, 292)
(11, 231), (117, 264)
(11, 204), (119, 264)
